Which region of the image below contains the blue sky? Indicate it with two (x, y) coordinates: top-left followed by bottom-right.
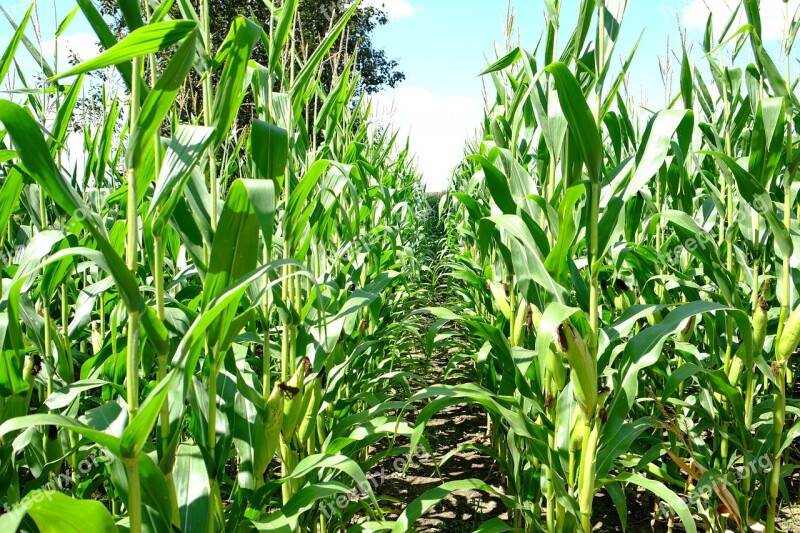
(0, 0), (797, 190)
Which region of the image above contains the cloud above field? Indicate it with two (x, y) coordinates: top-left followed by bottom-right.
(678, 0), (799, 41)
(372, 86), (484, 191)
(41, 32), (100, 71)
(362, 0), (416, 19)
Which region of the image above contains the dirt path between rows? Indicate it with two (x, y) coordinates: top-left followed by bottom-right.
(358, 240), (509, 533)
(376, 333), (510, 532)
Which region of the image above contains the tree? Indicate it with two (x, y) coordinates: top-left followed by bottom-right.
(295, 0), (404, 95)
(97, 0), (404, 96)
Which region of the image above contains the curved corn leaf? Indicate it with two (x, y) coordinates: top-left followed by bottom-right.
(50, 20), (197, 81)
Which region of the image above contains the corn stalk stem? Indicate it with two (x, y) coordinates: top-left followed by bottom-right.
(126, 51), (141, 410)
(578, 420), (600, 533)
(263, 246), (271, 399)
(43, 306), (53, 397)
(545, 375), (557, 532)
(721, 74), (734, 468)
(281, 157), (296, 503)
(201, 0), (217, 232)
(766, 365), (785, 533)
(768, 12), (795, 527)
(578, 5), (606, 531)
(40, 142), (52, 396)
(125, 458), (142, 533)
(153, 237), (178, 525)
(124, 53), (143, 533)
(207, 353), (221, 532)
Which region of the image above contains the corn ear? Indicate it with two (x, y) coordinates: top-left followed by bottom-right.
(512, 299), (527, 346)
(753, 296), (768, 354)
(297, 371), (324, 445)
(678, 316), (695, 343)
(777, 305), (800, 364)
(488, 280), (512, 320)
(640, 295), (663, 326)
(528, 305), (542, 333)
(257, 382), (285, 475)
(44, 425), (63, 463)
(556, 322), (597, 418)
(727, 345), (744, 386)
(545, 349), (567, 391)
(281, 359), (309, 440)
(91, 323), (103, 355)
(570, 407), (587, 451)
(613, 292), (633, 314)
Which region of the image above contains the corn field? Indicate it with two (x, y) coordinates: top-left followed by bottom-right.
(0, 0), (799, 532)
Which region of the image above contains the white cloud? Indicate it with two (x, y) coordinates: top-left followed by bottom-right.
(41, 32), (101, 72)
(372, 86), (484, 192)
(679, 0), (799, 41)
(362, 0), (416, 19)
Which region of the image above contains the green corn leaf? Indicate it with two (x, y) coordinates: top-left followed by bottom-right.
(201, 179), (276, 357)
(743, 0), (761, 39)
(212, 17), (261, 144)
(174, 444), (211, 533)
(316, 57), (355, 134)
(559, 0), (594, 66)
(0, 168), (23, 240)
(0, 413), (122, 452)
(270, 481), (352, 529)
(151, 0), (177, 23)
(127, 30), (198, 172)
(680, 44), (693, 110)
(612, 473), (697, 533)
(595, 417), (655, 480)
(747, 31), (800, 109)
(481, 215), (567, 302)
(149, 125), (216, 237)
(0, 102), (174, 364)
(544, 184), (584, 285)
(623, 109), (692, 200)
(50, 20), (197, 81)
(0, 490), (117, 533)
(700, 150), (793, 258)
(0, 5), (55, 80)
(481, 47), (522, 75)
(470, 155), (516, 214)
(0, 2), (32, 89)
(661, 210), (737, 304)
(204, 179), (276, 308)
(40, 236), (78, 302)
(249, 119), (289, 184)
(0, 312), (29, 396)
(605, 302), (738, 440)
(286, 454), (381, 509)
(50, 76), (85, 152)
(287, 160), (330, 242)
(269, 0), (300, 74)
(74, 0), (133, 88)
(545, 62), (602, 184)
(392, 479), (519, 533)
(748, 97), (785, 186)
(117, 0), (145, 31)
(55, 5), (80, 37)
(0, 101), (138, 311)
(290, 2), (359, 115)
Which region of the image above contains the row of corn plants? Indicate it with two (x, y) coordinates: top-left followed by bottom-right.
(422, 0), (800, 531)
(0, 1), (440, 531)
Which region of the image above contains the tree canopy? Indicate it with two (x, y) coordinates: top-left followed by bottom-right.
(97, 0), (404, 95)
